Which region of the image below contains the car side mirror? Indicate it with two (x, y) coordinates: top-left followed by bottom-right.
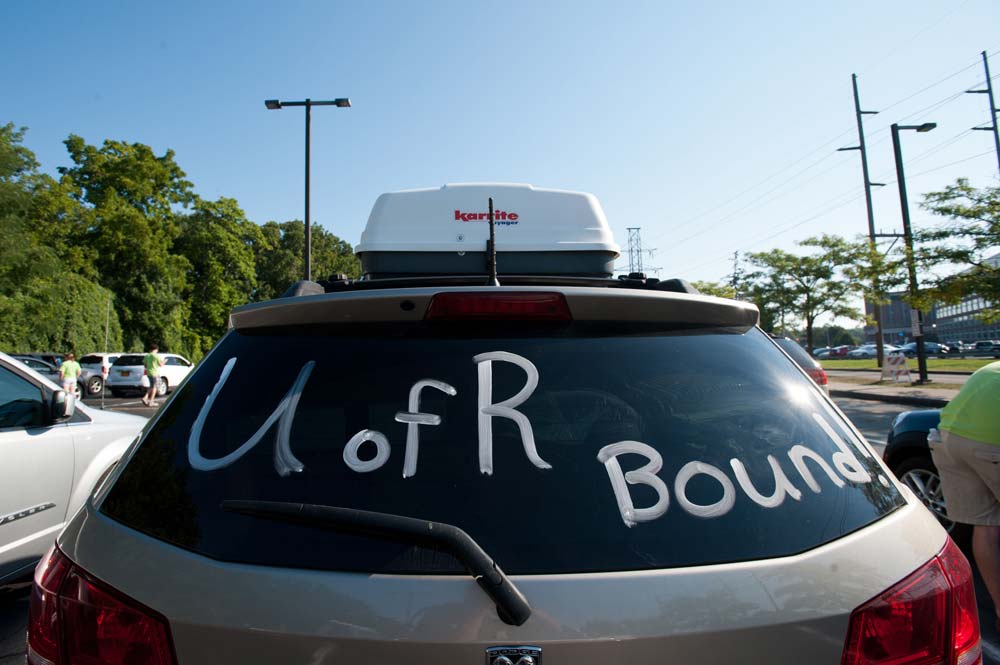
(51, 390), (76, 422)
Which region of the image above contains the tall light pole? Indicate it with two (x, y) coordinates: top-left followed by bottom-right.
(265, 97), (351, 282)
(891, 121), (936, 384)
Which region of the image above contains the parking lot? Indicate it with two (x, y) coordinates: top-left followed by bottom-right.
(2, 394), (1000, 663)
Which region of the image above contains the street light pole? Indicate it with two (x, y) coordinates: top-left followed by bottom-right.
(890, 121), (936, 384)
(265, 97), (351, 282)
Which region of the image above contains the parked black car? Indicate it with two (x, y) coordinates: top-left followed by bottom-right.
(883, 409), (971, 545)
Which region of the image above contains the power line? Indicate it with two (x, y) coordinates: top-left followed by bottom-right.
(650, 51), (996, 250)
(907, 150), (997, 179)
(858, 0), (974, 77)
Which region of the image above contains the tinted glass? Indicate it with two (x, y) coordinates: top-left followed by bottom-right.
(79, 355), (102, 365)
(0, 365), (45, 429)
(772, 338), (817, 369)
(114, 355), (145, 366)
(102, 322), (902, 575)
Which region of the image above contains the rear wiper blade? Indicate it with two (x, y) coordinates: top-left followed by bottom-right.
(221, 499), (532, 626)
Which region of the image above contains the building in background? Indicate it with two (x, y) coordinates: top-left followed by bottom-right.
(864, 254), (999, 345)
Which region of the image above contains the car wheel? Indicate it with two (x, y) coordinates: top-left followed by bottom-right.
(72, 382), (83, 401)
(156, 377), (168, 396)
(86, 375), (104, 395)
(894, 456), (959, 533)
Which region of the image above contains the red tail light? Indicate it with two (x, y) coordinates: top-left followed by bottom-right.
(807, 367), (829, 386)
(425, 292), (572, 321)
(842, 538), (981, 665)
(28, 545), (177, 665)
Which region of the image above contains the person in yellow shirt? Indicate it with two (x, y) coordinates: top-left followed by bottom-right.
(142, 343), (166, 407)
(58, 352), (81, 395)
(931, 360), (1000, 626)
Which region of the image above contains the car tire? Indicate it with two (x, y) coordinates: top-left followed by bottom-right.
(156, 377), (168, 397)
(72, 382), (83, 401)
(86, 375), (104, 395)
(893, 455), (972, 548)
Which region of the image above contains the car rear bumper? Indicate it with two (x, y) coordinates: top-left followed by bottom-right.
(56, 493), (946, 665)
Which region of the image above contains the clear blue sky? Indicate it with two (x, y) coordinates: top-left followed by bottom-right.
(2, 1), (998, 294)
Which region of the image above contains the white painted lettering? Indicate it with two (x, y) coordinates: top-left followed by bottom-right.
(811, 412), (872, 483)
(788, 444), (845, 493)
(343, 430), (391, 473)
(474, 351), (550, 475)
(674, 461), (736, 518)
(730, 455), (802, 508)
(597, 441), (670, 527)
(395, 379), (457, 478)
(188, 358), (314, 477)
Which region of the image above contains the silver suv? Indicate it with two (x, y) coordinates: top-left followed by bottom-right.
(27, 280), (980, 665)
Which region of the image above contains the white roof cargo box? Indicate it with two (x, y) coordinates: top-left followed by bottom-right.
(355, 183), (620, 278)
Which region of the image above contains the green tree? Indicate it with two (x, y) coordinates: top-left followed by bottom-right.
(252, 220), (360, 301)
(747, 241), (859, 353)
(690, 280), (737, 299)
(0, 125), (124, 354)
(918, 179), (1000, 322)
(175, 198), (262, 358)
(57, 136), (194, 352)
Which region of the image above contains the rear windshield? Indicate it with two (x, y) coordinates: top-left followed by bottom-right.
(114, 355), (144, 366)
(79, 355), (102, 365)
(102, 321), (902, 575)
(772, 338), (817, 368)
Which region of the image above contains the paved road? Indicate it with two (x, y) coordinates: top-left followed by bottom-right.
(2, 396), (998, 662)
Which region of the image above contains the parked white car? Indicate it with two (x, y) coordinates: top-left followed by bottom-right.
(0, 351), (145, 587)
(106, 353), (194, 397)
(78, 352), (125, 396)
(847, 344), (900, 359)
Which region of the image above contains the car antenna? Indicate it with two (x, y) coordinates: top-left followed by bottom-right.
(486, 197), (500, 286)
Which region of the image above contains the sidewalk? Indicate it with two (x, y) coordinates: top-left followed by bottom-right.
(830, 379), (954, 408)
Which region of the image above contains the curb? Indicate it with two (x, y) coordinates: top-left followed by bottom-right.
(824, 367), (972, 376)
(831, 388), (948, 409)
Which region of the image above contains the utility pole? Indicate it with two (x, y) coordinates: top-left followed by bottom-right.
(839, 74), (888, 366)
(966, 50), (1000, 177)
(627, 228), (643, 274)
(729, 251), (743, 297)
(891, 122), (937, 384)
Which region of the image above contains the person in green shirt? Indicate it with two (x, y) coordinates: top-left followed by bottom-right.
(58, 353), (81, 394)
(142, 343), (166, 407)
(930, 360), (1000, 627)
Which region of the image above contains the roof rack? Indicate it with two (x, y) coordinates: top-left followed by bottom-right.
(280, 274), (702, 299)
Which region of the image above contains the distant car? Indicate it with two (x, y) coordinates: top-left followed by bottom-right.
(771, 336), (829, 393)
(828, 345), (851, 358)
(77, 352), (124, 395)
(882, 409), (971, 546)
(0, 351), (145, 589)
(899, 342), (950, 358)
(9, 356), (82, 400)
(106, 353), (194, 397)
(811, 346), (831, 358)
(969, 340), (1000, 358)
(17, 353), (64, 367)
(846, 344), (900, 359)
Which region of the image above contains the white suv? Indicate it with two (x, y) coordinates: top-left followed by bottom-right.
(106, 353), (194, 397)
(0, 352), (145, 588)
(77, 352), (124, 396)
